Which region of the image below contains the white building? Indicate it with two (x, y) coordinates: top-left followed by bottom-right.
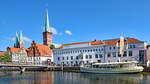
(7, 47), (28, 64)
(53, 40), (104, 66)
(53, 38), (146, 66)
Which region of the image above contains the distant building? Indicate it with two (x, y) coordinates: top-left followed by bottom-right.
(7, 47), (28, 63)
(7, 10), (53, 65)
(53, 37), (146, 66)
(7, 31), (28, 63)
(26, 40), (52, 64)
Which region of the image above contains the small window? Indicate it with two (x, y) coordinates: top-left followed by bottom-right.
(71, 56), (73, 60)
(113, 46), (116, 49)
(58, 57), (60, 61)
(95, 54), (98, 58)
(89, 55), (92, 59)
(123, 51), (127, 56)
(107, 53), (111, 57)
(99, 54), (103, 58)
(76, 56), (78, 60)
(67, 57), (69, 60)
(109, 47), (112, 50)
(129, 51), (133, 56)
(113, 52), (116, 57)
(86, 55), (88, 59)
(118, 52), (121, 57)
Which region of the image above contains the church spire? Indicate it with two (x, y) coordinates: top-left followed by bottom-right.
(14, 32), (19, 47)
(19, 31), (23, 44)
(44, 9), (51, 32)
(19, 31), (24, 48)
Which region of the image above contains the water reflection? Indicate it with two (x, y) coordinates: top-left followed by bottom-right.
(0, 71), (150, 84)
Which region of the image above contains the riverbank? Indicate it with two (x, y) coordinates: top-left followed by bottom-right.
(1, 66), (150, 73)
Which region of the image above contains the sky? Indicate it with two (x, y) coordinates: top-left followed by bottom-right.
(0, 0), (150, 51)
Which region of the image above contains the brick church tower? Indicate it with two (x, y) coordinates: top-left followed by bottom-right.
(43, 10), (52, 46)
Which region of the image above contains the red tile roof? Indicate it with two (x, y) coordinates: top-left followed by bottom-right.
(26, 41), (52, 57)
(90, 40), (103, 45)
(7, 47), (21, 53)
(35, 43), (52, 56)
(104, 38), (141, 45)
(59, 38), (141, 48)
(0, 51), (7, 56)
(59, 40), (103, 48)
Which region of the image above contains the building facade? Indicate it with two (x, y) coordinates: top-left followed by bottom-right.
(53, 38), (146, 66)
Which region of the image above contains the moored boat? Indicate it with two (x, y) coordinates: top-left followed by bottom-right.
(80, 61), (144, 74)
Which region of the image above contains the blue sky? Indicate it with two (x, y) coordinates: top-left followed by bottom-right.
(0, 0), (150, 51)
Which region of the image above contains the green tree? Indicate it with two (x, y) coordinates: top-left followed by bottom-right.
(0, 52), (11, 62)
(50, 44), (55, 49)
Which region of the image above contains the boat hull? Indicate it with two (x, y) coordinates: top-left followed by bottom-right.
(80, 68), (143, 74)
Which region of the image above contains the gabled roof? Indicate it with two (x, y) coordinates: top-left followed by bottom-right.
(35, 43), (52, 56)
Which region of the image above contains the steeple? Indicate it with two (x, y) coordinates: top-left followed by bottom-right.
(14, 32), (19, 47)
(43, 9), (53, 46)
(19, 31), (23, 44)
(44, 9), (51, 32)
(14, 31), (24, 48)
(19, 31), (24, 48)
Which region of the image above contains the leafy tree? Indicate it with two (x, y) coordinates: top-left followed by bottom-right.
(0, 52), (11, 62)
(50, 44), (55, 49)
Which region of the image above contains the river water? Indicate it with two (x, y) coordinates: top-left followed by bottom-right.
(0, 71), (150, 84)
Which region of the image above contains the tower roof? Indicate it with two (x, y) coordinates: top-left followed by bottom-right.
(44, 9), (51, 33)
(15, 32), (19, 46)
(19, 31), (24, 44)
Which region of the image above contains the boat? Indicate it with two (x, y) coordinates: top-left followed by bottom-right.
(80, 61), (144, 74)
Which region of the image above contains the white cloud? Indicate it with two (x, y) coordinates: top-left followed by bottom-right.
(50, 27), (57, 34)
(53, 43), (61, 48)
(10, 36), (32, 43)
(23, 36), (32, 42)
(65, 30), (72, 35)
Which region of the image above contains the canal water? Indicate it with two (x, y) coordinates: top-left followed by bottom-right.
(0, 71), (150, 84)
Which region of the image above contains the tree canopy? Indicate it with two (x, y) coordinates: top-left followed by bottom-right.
(0, 52), (11, 62)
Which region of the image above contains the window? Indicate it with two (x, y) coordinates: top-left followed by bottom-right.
(67, 57), (69, 60)
(112, 52), (116, 57)
(71, 56), (73, 60)
(113, 46), (116, 49)
(80, 55), (83, 59)
(76, 61), (78, 64)
(89, 55), (92, 59)
(99, 54), (103, 58)
(85, 50), (87, 52)
(133, 45), (136, 48)
(129, 51), (133, 56)
(86, 55), (88, 59)
(95, 54), (98, 58)
(109, 47), (112, 50)
(118, 52), (121, 57)
(62, 57), (64, 60)
(97, 60), (101, 63)
(123, 51), (127, 57)
(76, 56), (78, 60)
(139, 50), (145, 63)
(107, 53), (111, 57)
(58, 57), (60, 61)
